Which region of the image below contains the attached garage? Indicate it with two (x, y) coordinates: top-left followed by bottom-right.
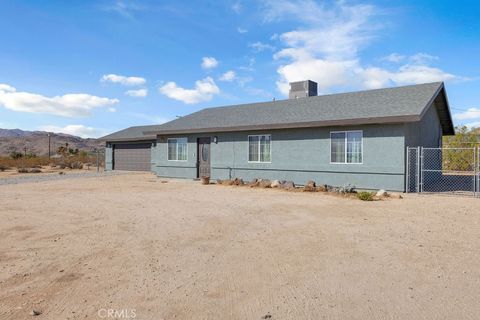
(113, 143), (152, 171)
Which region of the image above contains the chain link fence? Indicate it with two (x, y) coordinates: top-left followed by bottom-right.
(407, 147), (479, 196)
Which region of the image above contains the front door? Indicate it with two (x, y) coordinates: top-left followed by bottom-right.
(197, 137), (211, 178)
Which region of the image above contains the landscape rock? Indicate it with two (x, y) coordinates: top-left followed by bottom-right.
(30, 310), (42, 316)
(29, 168), (42, 173)
(337, 184), (356, 194)
(70, 161), (83, 170)
(270, 180), (281, 188)
(303, 180), (316, 192)
(233, 178), (244, 186)
(376, 189), (388, 197)
(258, 179), (272, 188)
(248, 178), (260, 187)
(281, 181), (295, 190)
(222, 179), (234, 186)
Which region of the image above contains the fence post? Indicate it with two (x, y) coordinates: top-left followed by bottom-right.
(475, 146), (479, 197)
(406, 147), (409, 193)
(470, 147), (476, 197)
(418, 146), (423, 193)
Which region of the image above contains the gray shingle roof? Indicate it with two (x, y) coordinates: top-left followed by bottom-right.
(100, 124), (160, 141)
(102, 82), (454, 141)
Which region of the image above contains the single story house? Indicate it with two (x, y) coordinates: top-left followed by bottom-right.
(100, 80), (454, 191)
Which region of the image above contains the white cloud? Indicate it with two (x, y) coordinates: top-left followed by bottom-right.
(232, 1), (242, 14)
(101, 74), (146, 86)
(107, 107), (117, 113)
(201, 57), (219, 69)
(159, 77), (220, 104)
(38, 124), (101, 138)
(103, 1), (145, 18)
(382, 53), (406, 63)
(0, 84), (119, 117)
(128, 112), (171, 124)
(0, 84), (16, 92)
(237, 27), (248, 34)
(125, 88), (148, 97)
(454, 108), (480, 121)
(219, 70), (236, 82)
(358, 64), (456, 89)
(409, 53), (439, 64)
(265, 0), (460, 95)
(465, 121), (480, 129)
(276, 58), (356, 94)
(249, 41), (276, 52)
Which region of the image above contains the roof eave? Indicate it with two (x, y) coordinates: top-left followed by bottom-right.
(101, 136), (157, 142)
(418, 82), (455, 136)
(143, 115), (421, 135)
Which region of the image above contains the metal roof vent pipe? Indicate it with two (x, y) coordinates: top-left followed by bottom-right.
(289, 80), (318, 99)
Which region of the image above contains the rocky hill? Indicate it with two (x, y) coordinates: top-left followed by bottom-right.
(0, 128), (104, 156)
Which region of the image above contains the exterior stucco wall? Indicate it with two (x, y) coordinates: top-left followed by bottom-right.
(405, 102), (443, 148)
(153, 124), (407, 191)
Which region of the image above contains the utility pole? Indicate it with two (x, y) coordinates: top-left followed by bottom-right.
(48, 132), (51, 158)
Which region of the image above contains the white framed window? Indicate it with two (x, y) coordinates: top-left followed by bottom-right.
(167, 137), (188, 161)
(330, 130), (363, 164)
(248, 134), (271, 163)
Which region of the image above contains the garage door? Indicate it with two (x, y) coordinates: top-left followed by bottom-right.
(113, 143), (151, 171)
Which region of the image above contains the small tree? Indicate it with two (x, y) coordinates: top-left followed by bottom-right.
(444, 126), (478, 148)
(443, 126), (479, 171)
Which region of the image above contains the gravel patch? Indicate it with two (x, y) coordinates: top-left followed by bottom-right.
(0, 171), (131, 185)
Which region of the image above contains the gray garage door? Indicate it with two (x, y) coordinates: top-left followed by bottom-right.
(113, 143), (151, 171)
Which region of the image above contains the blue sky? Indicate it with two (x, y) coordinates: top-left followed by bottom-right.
(0, 0), (479, 137)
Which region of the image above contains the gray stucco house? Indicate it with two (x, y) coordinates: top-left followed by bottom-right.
(101, 81), (454, 191)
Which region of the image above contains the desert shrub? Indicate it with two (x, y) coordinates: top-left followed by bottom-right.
(9, 152), (23, 160)
(0, 164), (8, 171)
(357, 191), (374, 201)
(17, 167), (29, 173)
(29, 168), (42, 173)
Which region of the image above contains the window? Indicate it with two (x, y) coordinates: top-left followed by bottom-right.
(330, 131), (362, 164)
(168, 138), (188, 161)
(248, 135), (271, 163)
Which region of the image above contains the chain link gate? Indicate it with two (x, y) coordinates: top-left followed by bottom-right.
(407, 147), (479, 196)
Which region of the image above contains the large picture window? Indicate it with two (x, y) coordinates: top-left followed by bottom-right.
(330, 131), (362, 164)
(248, 135), (271, 163)
(168, 137), (188, 161)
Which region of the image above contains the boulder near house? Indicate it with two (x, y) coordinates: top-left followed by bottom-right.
(101, 81), (454, 192)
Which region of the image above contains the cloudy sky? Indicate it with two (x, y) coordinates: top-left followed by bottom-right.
(0, 0), (479, 138)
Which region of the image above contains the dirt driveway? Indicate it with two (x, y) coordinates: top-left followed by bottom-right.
(1, 173), (479, 320)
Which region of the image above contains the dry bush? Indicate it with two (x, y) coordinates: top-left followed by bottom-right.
(17, 167), (29, 173)
(0, 164), (8, 172)
(0, 156), (51, 169)
(357, 191), (374, 201)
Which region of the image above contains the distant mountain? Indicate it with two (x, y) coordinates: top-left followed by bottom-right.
(0, 128), (104, 156)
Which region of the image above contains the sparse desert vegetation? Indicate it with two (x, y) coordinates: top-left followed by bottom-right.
(0, 146), (103, 177)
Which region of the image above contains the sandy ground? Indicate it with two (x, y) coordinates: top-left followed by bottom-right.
(0, 167), (101, 179)
(1, 173), (479, 320)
